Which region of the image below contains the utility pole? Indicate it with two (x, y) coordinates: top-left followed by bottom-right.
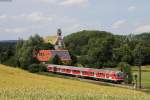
(138, 44), (142, 89)
(138, 64), (142, 88)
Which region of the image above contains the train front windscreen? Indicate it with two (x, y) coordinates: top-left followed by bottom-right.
(116, 72), (124, 78)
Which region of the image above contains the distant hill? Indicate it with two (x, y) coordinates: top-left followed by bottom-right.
(0, 64), (149, 100)
(64, 30), (114, 55)
(0, 40), (18, 43)
(64, 30), (150, 66)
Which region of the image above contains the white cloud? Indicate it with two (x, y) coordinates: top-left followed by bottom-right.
(135, 25), (150, 33)
(36, 0), (57, 4)
(0, 12), (53, 22)
(60, 0), (88, 6)
(34, 0), (89, 7)
(25, 12), (53, 22)
(112, 20), (126, 29)
(0, 27), (28, 34)
(0, 15), (7, 20)
(128, 6), (137, 12)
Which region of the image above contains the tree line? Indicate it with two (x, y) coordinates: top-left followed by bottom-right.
(0, 30), (149, 72)
(0, 35), (54, 72)
(64, 30), (150, 68)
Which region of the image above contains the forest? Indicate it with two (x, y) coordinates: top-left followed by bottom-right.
(64, 30), (150, 68)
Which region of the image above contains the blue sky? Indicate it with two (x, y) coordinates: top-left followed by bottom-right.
(0, 0), (150, 40)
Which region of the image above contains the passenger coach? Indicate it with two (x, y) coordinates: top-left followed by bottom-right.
(47, 64), (124, 83)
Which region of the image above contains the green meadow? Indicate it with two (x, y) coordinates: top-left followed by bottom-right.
(132, 66), (150, 89)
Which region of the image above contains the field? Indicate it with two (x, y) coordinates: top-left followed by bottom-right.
(0, 64), (150, 100)
(132, 66), (150, 89)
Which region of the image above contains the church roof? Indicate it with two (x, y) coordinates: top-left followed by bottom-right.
(36, 50), (71, 62)
(44, 36), (58, 45)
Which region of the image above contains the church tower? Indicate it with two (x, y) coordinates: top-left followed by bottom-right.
(57, 29), (62, 36)
(55, 29), (65, 50)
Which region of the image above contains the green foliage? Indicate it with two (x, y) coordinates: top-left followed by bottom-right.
(133, 42), (149, 65)
(64, 31), (150, 67)
(0, 34), (55, 72)
(69, 52), (77, 66)
(51, 55), (62, 65)
(113, 44), (133, 64)
(64, 30), (117, 67)
(3, 56), (18, 67)
(28, 64), (47, 73)
(14, 34), (48, 69)
(15, 35), (40, 69)
(117, 62), (133, 84)
(0, 42), (16, 64)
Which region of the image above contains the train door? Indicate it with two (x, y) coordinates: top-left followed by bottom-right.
(53, 66), (57, 73)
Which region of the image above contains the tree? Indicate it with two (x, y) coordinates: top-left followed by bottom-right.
(51, 55), (62, 65)
(0, 43), (16, 65)
(117, 62), (133, 84)
(113, 44), (133, 64)
(133, 42), (144, 65)
(28, 64), (47, 73)
(15, 34), (44, 69)
(69, 52), (77, 66)
(15, 38), (24, 67)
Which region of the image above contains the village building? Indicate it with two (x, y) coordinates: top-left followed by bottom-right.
(36, 29), (71, 64)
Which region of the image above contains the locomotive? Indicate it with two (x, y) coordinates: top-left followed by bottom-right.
(47, 64), (124, 83)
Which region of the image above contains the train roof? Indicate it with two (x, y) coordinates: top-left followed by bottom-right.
(48, 64), (118, 73)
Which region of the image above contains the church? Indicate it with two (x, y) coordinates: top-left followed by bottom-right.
(44, 29), (66, 50)
(36, 29), (72, 64)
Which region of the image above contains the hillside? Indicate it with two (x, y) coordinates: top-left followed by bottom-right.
(64, 31), (150, 67)
(0, 64), (149, 100)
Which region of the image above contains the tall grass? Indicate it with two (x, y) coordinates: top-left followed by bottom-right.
(0, 64), (149, 100)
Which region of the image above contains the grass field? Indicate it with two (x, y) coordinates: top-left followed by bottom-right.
(132, 66), (150, 88)
(0, 64), (150, 100)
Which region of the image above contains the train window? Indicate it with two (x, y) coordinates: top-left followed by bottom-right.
(48, 67), (52, 70)
(72, 70), (80, 74)
(106, 73), (109, 78)
(66, 69), (71, 73)
(82, 71), (88, 75)
(100, 73), (105, 77)
(97, 73), (100, 76)
(57, 68), (60, 71)
(90, 72), (94, 75)
(117, 72), (124, 77)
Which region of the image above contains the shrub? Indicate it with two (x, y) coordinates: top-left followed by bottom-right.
(3, 56), (17, 67)
(117, 62), (133, 84)
(28, 64), (47, 73)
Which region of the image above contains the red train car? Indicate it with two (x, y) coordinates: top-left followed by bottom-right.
(47, 64), (124, 83)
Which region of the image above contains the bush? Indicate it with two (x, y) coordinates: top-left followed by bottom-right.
(3, 56), (17, 67)
(28, 64), (47, 73)
(117, 62), (133, 84)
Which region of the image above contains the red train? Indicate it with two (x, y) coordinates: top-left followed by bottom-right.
(47, 64), (124, 83)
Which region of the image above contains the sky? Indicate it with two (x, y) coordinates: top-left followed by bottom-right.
(0, 0), (150, 40)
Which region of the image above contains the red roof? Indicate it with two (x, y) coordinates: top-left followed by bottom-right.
(37, 50), (71, 62)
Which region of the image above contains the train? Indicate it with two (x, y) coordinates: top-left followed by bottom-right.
(47, 64), (125, 83)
